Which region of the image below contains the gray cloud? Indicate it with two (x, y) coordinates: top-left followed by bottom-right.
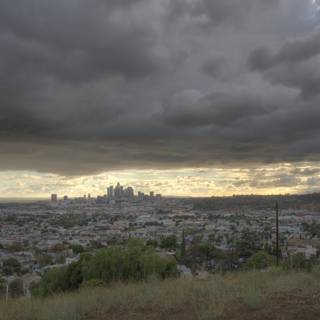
(250, 174), (302, 189)
(248, 32), (320, 70)
(0, 0), (163, 83)
(167, 0), (279, 29)
(201, 57), (230, 80)
(0, 0), (320, 176)
(163, 90), (277, 128)
(248, 31), (320, 97)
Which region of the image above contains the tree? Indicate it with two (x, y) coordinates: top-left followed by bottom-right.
(302, 222), (320, 239)
(32, 267), (69, 297)
(36, 253), (53, 267)
(160, 235), (177, 251)
(282, 253), (317, 271)
(235, 230), (262, 258)
(245, 251), (275, 270)
(8, 278), (24, 297)
(2, 258), (21, 276)
(70, 244), (84, 254)
(33, 241), (178, 297)
(0, 277), (6, 296)
(146, 239), (158, 247)
(66, 261), (83, 290)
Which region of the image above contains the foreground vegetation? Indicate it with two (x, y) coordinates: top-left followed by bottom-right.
(1, 268), (320, 320)
(30, 239), (177, 298)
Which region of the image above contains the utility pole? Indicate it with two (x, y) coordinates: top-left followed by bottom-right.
(5, 281), (9, 304)
(276, 201), (280, 266)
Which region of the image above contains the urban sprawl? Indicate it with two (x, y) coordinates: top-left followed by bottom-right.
(1, 184), (320, 296)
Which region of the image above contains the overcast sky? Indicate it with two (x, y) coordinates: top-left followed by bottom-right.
(1, 0), (320, 197)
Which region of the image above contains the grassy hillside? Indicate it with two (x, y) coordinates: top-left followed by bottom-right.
(1, 269), (320, 320)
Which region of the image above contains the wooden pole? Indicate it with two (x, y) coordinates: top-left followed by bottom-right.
(276, 201), (279, 266)
(5, 282), (8, 304)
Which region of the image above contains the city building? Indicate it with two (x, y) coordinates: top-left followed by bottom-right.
(107, 186), (114, 199)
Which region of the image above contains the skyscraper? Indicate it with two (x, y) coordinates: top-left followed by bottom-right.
(107, 186), (114, 198)
(125, 187), (134, 198)
(114, 182), (122, 199)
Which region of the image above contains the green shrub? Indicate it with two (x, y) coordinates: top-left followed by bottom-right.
(282, 253), (317, 271)
(245, 251), (275, 270)
(32, 267), (69, 297)
(2, 258), (21, 276)
(33, 240), (178, 297)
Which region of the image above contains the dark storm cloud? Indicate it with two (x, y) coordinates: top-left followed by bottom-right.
(248, 31), (320, 97)
(248, 32), (320, 70)
(0, 0), (320, 176)
(163, 90), (277, 128)
(167, 0), (279, 28)
(201, 57), (229, 80)
(0, 0), (161, 83)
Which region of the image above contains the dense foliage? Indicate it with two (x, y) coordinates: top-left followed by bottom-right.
(2, 258), (21, 276)
(244, 251), (275, 270)
(160, 235), (177, 251)
(302, 222), (320, 239)
(32, 239), (177, 297)
(282, 253), (319, 271)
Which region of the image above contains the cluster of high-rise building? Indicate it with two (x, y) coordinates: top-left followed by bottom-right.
(107, 183), (134, 199)
(107, 183), (161, 200)
(51, 183), (162, 203)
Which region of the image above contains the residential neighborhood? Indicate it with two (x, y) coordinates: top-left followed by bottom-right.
(1, 189), (320, 295)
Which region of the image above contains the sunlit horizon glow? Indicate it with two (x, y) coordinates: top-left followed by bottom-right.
(1, 162), (320, 199)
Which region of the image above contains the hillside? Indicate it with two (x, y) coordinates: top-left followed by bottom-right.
(1, 269), (320, 320)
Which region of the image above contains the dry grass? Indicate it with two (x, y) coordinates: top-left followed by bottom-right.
(1, 269), (320, 320)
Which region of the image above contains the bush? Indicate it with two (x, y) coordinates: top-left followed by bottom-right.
(32, 267), (69, 297)
(245, 251), (275, 270)
(8, 278), (24, 297)
(82, 240), (177, 283)
(34, 240), (178, 297)
(2, 258), (21, 276)
(0, 277), (6, 295)
(70, 244), (84, 254)
(160, 236), (177, 251)
(282, 253), (318, 271)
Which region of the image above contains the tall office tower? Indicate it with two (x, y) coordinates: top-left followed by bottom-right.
(107, 186), (114, 198)
(150, 191), (154, 198)
(127, 187), (134, 198)
(88, 193), (91, 199)
(51, 194), (58, 202)
(114, 182), (121, 198)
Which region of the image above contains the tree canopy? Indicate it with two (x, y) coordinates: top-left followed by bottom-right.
(33, 239), (178, 297)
